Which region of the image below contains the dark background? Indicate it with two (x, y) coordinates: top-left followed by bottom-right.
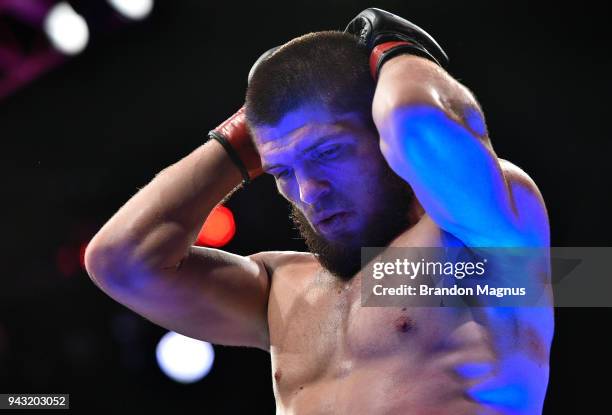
(1, 0), (610, 413)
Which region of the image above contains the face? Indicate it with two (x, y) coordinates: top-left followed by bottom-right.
(252, 104), (420, 280)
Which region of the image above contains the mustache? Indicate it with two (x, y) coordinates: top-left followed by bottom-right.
(301, 202), (351, 225)
(287, 171), (418, 280)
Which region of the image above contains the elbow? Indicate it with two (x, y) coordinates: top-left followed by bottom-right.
(84, 239), (166, 296)
(83, 239), (106, 276)
(83, 242), (128, 292)
(83, 242), (113, 288)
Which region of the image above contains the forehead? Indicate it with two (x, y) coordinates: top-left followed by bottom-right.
(252, 105), (366, 155)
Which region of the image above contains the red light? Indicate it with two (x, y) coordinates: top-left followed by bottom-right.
(196, 205), (236, 247)
(56, 245), (79, 277)
(55, 222), (97, 277)
(79, 242), (88, 269)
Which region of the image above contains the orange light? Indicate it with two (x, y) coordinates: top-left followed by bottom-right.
(196, 205), (236, 247)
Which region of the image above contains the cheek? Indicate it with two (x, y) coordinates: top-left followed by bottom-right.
(337, 161), (387, 210)
(343, 142), (383, 176)
(355, 146), (390, 186)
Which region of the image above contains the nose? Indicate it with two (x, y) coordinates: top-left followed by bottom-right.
(296, 172), (330, 206)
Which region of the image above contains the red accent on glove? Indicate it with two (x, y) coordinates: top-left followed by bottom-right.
(369, 40), (414, 79)
(212, 106), (263, 180)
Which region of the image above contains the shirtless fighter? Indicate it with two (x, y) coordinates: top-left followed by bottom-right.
(84, 8), (554, 415)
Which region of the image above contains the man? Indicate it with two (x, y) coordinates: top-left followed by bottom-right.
(84, 8), (554, 414)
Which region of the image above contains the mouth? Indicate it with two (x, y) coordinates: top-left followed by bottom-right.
(314, 211), (353, 234)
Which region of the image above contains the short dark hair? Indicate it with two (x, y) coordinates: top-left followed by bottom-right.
(245, 31), (375, 128)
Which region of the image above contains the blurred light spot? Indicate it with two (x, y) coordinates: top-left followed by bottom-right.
(79, 242), (88, 270)
(196, 205), (236, 247)
(107, 0), (154, 20)
(44, 2), (89, 55)
(156, 331), (214, 384)
(56, 245), (79, 277)
(56, 240), (89, 277)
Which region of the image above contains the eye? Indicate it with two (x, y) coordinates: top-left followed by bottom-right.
(315, 145), (341, 160)
(272, 168), (291, 179)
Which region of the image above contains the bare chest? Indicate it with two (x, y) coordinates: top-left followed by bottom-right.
(267, 216), (462, 394)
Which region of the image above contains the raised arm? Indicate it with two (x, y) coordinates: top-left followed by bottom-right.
(372, 54), (545, 247)
(84, 108), (273, 351)
(344, 7), (547, 248)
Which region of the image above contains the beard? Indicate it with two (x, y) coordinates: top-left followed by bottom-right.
(290, 164), (420, 281)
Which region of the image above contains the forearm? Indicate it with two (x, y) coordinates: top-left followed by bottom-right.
(86, 139), (242, 273)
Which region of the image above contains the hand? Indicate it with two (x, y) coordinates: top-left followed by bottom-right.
(207, 46), (281, 185)
(208, 106), (262, 185)
(344, 7), (449, 79)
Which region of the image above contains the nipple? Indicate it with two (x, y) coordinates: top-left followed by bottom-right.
(394, 314), (415, 333)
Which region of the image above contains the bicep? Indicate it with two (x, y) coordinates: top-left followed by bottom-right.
(89, 246), (272, 351)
